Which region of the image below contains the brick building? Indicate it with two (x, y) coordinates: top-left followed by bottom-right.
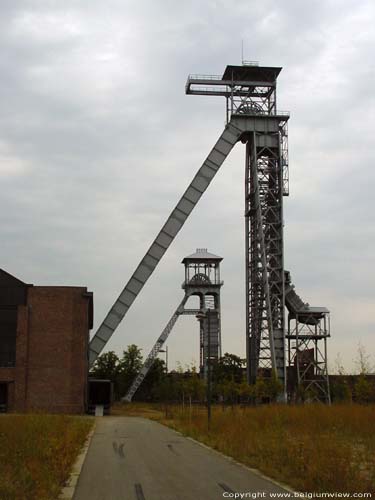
(0, 269), (93, 414)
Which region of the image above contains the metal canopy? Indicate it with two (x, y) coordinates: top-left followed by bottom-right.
(221, 65), (282, 81)
(182, 248), (223, 263)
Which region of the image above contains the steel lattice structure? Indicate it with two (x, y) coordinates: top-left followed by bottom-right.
(123, 249), (223, 401)
(89, 62), (331, 403)
(186, 65), (289, 391)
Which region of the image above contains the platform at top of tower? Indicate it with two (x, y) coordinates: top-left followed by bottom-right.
(221, 65), (282, 82)
(182, 248), (223, 263)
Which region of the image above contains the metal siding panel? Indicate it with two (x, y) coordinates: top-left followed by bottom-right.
(163, 217), (183, 237)
(256, 135), (278, 148)
(113, 301), (128, 316)
(191, 175), (209, 192)
(90, 336), (106, 354)
(208, 150), (225, 166)
(148, 243), (166, 260)
(222, 128), (241, 145)
(134, 264), (152, 283)
(143, 254), (158, 269)
(127, 278), (143, 295)
(156, 231), (172, 248)
(177, 198), (195, 215)
(200, 164), (216, 178)
(214, 139), (234, 155)
(119, 289), (136, 306)
(104, 313), (120, 331)
(184, 186), (202, 203)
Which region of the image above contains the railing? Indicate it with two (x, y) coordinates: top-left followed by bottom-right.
(181, 281), (224, 288)
(232, 109), (290, 117)
(242, 60), (259, 66)
(187, 74), (223, 81)
(187, 85), (229, 94)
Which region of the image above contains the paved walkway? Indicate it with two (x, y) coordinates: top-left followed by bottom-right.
(74, 416), (289, 500)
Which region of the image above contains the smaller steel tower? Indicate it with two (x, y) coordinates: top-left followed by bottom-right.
(285, 272), (331, 403)
(182, 249), (223, 378)
(124, 249), (223, 400)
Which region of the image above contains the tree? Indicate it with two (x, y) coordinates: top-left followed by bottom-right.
(330, 379), (352, 402)
(354, 374), (374, 404)
(334, 352), (346, 375)
(136, 358), (166, 401)
(90, 351), (120, 380)
(89, 351), (121, 398)
(266, 371), (284, 402)
(212, 353), (245, 386)
(117, 344), (143, 397)
(238, 379), (255, 405)
(331, 353), (352, 402)
(252, 373), (283, 403)
(152, 376), (179, 418)
(184, 366), (205, 406)
(220, 377), (240, 408)
(354, 342), (372, 375)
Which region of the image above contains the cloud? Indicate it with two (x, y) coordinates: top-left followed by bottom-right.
(0, 0), (374, 373)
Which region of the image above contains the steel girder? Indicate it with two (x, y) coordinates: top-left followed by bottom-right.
(245, 130), (286, 389)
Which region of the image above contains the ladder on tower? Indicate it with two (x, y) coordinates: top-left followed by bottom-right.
(88, 120), (244, 366)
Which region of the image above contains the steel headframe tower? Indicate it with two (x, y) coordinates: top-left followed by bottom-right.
(182, 249), (223, 378)
(123, 249), (223, 401)
(186, 63), (289, 391)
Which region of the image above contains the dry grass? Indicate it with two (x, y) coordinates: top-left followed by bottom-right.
(117, 402), (375, 493)
(0, 414), (93, 500)
(111, 401), (164, 419)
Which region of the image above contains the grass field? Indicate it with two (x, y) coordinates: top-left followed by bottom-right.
(0, 414), (93, 500)
(114, 402), (375, 494)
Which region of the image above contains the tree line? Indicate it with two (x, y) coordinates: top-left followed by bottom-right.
(90, 344), (375, 405)
(89, 345), (283, 404)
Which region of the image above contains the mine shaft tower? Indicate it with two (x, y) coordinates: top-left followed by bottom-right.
(182, 249), (223, 378)
(89, 62), (331, 403)
(123, 249), (223, 401)
(186, 64), (289, 388)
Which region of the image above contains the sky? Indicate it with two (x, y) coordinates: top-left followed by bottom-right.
(1, 0), (374, 374)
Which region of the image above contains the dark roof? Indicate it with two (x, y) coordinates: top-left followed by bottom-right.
(0, 269), (30, 306)
(182, 249), (223, 263)
(0, 269), (28, 287)
(222, 65), (282, 82)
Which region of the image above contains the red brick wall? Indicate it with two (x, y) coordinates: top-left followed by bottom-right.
(24, 287), (89, 414)
(0, 286), (91, 414)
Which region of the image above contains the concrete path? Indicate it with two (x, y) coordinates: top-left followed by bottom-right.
(74, 416), (289, 500)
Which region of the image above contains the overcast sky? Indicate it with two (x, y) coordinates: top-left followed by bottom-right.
(1, 0), (374, 373)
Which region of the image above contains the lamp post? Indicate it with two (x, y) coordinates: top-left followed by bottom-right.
(159, 346), (168, 373)
(196, 309), (211, 431)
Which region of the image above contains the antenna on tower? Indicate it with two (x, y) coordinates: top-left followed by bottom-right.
(241, 39), (244, 64)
